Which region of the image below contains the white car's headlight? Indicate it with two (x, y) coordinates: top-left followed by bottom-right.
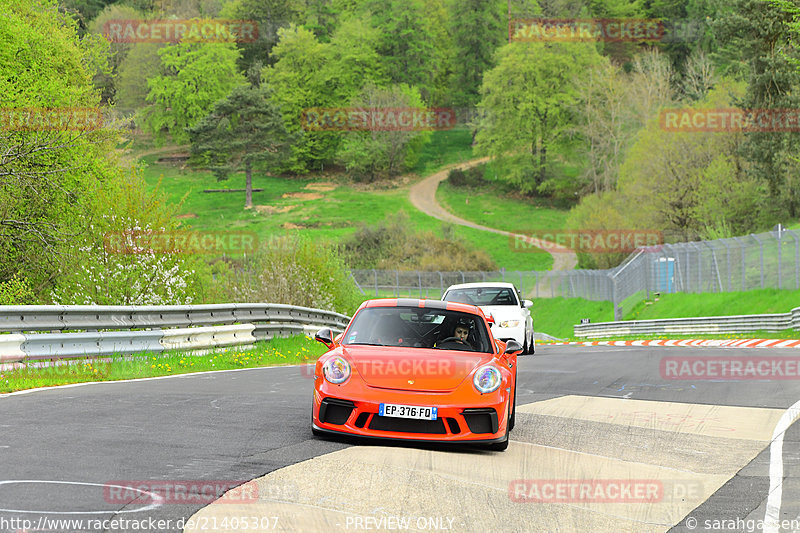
(322, 356), (351, 384)
(498, 320), (520, 328)
(473, 365), (502, 394)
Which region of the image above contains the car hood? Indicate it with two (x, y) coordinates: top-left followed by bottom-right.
(339, 345), (491, 392)
(479, 305), (525, 322)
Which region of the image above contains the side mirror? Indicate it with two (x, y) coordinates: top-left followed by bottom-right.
(523, 300), (533, 308)
(504, 339), (523, 354)
(315, 327), (334, 349)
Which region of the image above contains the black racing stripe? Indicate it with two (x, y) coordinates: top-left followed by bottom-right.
(390, 299), (465, 311)
(418, 299), (449, 310)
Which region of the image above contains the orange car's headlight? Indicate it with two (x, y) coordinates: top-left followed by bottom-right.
(473, 365), (502, 394)
(322, 356), (351, 384)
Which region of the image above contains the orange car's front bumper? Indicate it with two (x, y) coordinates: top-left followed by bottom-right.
(311, 372), (512, 444)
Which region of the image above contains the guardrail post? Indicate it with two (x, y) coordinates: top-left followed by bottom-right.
(779, 231), (783, 289)
(373, 269), (378, 296)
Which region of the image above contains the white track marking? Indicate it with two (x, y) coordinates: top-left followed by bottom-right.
(763, 399), (800, 533)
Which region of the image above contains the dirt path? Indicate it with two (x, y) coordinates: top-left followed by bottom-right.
(119, 143), (188, 165)
(408, 158), (578, 271)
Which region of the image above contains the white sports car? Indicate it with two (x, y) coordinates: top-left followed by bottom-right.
(442, 282), (534, 354)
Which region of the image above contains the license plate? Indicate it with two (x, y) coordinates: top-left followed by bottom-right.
(379, 403), (438, 420)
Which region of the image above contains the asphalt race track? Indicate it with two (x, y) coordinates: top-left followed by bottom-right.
(1, 345), (799, 532)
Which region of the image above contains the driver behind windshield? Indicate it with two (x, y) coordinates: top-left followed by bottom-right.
(434, 318), (475, 350)
(453, 323), (470, 344)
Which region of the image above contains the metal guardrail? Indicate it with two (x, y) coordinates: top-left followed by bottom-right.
(573, 307), (800, 338)
(0, 303), (350, 332)
(0, 304), (350, 364)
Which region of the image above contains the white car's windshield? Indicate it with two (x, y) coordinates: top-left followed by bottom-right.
(443, 287), (519, 307)
(344, 306), (492, 353)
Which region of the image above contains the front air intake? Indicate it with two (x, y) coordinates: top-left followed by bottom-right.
(319, 398), (355, 425)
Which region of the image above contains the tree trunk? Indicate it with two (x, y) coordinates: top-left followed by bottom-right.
(245, 161), (253, 209)
(539, 142), (547, 185)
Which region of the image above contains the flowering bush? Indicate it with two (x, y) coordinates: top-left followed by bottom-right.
(50, 216), (200, 305)
(48, 168), (213, 305)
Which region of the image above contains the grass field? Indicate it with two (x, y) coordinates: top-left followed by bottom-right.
(138, 131), (554, 270)
(627, 288), (800, 320)
(0, 335), (327, 394)
(533, 288), (800, 339)
(437, 180), (571, 234)
(412, 129), (475, 175)
(532, 297), (615, 339)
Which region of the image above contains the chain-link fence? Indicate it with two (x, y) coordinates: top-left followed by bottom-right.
(349, 227), (800, 321)
(348, 269), (613, 302)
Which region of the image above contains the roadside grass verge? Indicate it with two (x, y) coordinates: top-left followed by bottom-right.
(532, 297), (615, 340)
(537, 330), (800, 343)
(533, 288), (800, 341)
(627, 289), (800, 321)
(0, 335), (327, 394)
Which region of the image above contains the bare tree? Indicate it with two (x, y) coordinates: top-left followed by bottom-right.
(575, 49), (675, 194)
(682, 50), (717, 101)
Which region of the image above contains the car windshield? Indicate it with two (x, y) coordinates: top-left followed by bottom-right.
(343, 306), (492, 353)
(443, 287), (519, 307)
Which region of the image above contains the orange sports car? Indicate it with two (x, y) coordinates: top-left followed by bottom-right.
(311, 298), (521, 451)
